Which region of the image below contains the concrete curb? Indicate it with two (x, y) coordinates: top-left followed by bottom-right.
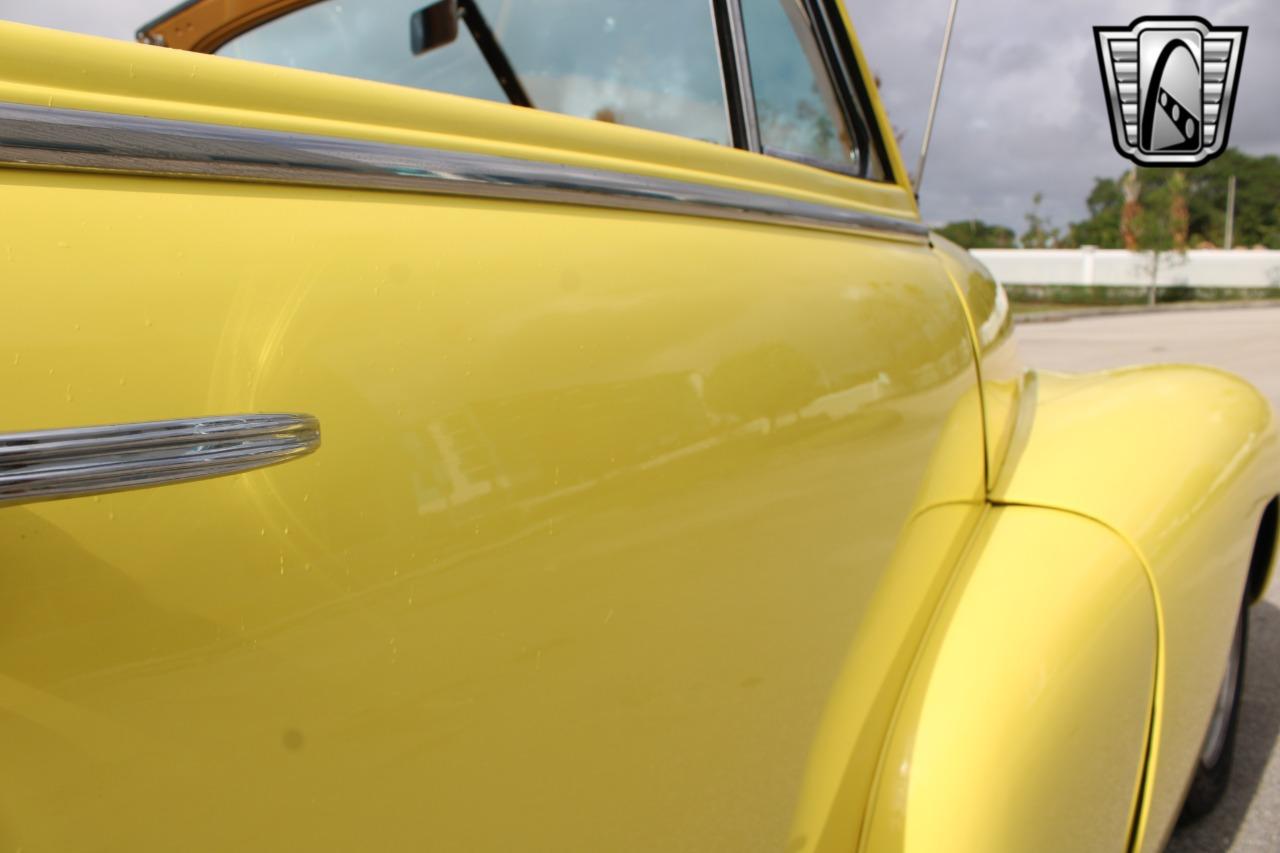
(1014, 300), (1280, 324)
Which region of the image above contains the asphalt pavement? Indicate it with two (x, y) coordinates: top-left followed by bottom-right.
(1016, 306), (1280, 852)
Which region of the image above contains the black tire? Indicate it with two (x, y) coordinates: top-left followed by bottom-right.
(1178, 596), (1249, 823)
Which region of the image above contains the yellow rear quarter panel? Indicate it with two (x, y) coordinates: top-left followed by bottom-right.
(863, 504), (1157, 853)
(993, 366), (1280, 849)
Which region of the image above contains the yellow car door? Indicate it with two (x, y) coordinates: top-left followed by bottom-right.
(0, 3), (987, 850)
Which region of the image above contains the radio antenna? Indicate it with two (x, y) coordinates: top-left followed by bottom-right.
(914, 0), (960, 196)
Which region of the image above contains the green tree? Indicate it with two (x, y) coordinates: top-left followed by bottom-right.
(1135, 170), (1191, 302)
(1183, 150), (1280, 247)
(934, 219), (1017, 249)
(1067, 150), (1280, 249)
(1065, 178), (1126, 247)
(1021, 192), (1061, 248)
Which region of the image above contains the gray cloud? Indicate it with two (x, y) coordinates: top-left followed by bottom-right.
(855, 0), (1278, 230)
(2, 0), (1275, 233)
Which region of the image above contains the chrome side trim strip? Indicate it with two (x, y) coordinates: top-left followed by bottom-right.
(0, 413), (320, 505)
(0, 101), (927, 241)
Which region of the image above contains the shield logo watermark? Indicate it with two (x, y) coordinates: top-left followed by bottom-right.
(1094, 16), (1246, 166)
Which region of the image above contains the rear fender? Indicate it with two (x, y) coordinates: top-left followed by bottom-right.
(861, 504), (1158, 852)
(990, 365), (1280, 850)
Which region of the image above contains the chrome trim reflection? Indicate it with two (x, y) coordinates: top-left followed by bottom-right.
(0, 101), (927, 241)
(0, 413), (320, 505)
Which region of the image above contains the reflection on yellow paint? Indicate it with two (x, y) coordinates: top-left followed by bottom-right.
(0, 18), (993, 851)
(0, 164), (984, 850)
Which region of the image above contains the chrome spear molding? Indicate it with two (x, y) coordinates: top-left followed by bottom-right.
(0, 414), (320, 506)
(0, 101), (928, 242)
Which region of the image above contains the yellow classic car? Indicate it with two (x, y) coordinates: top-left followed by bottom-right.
(0, 1), (1275, 851)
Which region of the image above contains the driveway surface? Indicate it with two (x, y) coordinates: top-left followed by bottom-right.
(1017, 306), (1280, 852)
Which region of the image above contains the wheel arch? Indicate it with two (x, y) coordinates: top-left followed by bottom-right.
(1247, 495), (1278, 603)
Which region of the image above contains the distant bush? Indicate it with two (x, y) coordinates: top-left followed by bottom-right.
(1003, 283), (1280, 306)
(1158, 285), (1196, 303)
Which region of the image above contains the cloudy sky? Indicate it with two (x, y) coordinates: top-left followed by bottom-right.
(854, 0), (1277, 232)
(1, 0), (1274, 234)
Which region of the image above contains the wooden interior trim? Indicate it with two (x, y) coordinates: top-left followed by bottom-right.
(137, 0), (326, 53)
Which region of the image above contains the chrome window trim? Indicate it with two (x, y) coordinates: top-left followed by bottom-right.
(0, 102), (927, 241)
(806, 0), (897, 183)
(800, 0), (871, 175)
(721, 0), (762, 153)
(0, 413), (320, 506)
(708, 0), (739, 151)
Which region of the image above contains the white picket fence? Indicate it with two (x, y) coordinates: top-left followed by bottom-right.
(970, 248), (1280, 288)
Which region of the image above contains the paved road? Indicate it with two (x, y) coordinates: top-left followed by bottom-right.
(1016, 307), (1280, 852)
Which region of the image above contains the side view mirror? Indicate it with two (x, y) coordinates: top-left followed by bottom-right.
(410, 0), (460, 55)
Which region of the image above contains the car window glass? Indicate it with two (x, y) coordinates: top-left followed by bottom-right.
(739, 0), (871, 176)
(219, 0), (731, 146)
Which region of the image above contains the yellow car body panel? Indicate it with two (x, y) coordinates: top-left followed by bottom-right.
(787, 501), (987, 853)
(863, 504), (1157, 853)
(0, 19), (988, 850)
(990, 367), (1280, 851)
(0, 10), (1274, 852)
(929, 234), (1023, 487)
(929, 239), (1278, 852)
